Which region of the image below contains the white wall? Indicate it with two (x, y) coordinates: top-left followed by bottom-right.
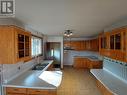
(2, 56), (43, 83)
(46, 36), (64, 69)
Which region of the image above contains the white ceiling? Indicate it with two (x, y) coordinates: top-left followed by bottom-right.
(15, 0), (127, 37)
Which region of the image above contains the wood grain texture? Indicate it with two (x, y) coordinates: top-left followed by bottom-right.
(73, 57), (102, 69)
(0, 25), (31, 64)
(0, 26), (16, 64)
(99, 27), (127, 63)
(6, 87), (27, 94)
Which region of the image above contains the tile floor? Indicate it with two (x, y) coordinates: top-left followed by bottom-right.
(57, 66), (102, 95)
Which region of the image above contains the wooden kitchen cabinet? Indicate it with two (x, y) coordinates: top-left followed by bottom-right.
(27, 89), (56, 95)
(27, 89), (49, 95)
(6, 87), (27, 95)
(73, 57), (84, 69)
(90, 39), (99, 51)
(99, 27), (127, 62)
(85, 39), (99, 51)
(5, 87), (57, 95)
(73, 57), (102, 69)
(0, 25), (31, 64)
(64, 39), (98, 51)
(85, 40), (91, 50)
(7, 93), (27, 95)
(99, 32), (110, 57)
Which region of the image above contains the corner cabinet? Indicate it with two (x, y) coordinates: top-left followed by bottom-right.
(0, 25), (31, 64)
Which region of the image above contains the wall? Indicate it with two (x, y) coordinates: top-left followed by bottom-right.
(103, 57), (127, 83)
(63, 51), (101, 65)
(46, 36), (64, 68)
(104, 18), (127, 32)
(2, 56), (43, 83)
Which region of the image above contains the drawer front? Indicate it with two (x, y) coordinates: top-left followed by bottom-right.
(27, 89), (49, 95)
(6, 87), (27, 94)
(6, 93), (26, 95)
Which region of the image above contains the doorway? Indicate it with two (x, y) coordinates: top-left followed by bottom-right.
(45, 42), (61, 68)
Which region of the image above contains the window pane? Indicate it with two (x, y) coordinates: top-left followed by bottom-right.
(31, 36), (42, 56)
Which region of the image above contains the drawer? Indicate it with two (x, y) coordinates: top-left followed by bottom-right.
(27, 89), (49, 95)
(6, 93), (26, 95)
(6, 87), (27, 94)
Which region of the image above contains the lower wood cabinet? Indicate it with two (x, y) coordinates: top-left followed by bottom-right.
(73, 57), (87, 69)
(27, 89), (56, 95)
(5, 87), (57, 95)
(6, 93), (26, 95)
(73, 57), (102, 69)
(6, 87), (27, 95)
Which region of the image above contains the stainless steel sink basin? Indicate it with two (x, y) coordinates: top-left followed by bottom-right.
(31, 63), (49, 70)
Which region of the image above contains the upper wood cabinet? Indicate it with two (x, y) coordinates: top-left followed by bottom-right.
(90, 38), (99, 51)
(99, 32), (110, 57)
(99, 32), (110, 50)
(64, 38), (99, 51)
(0, 25), (31, 64)
(99, 27), (127, 62)
(109, 29), (123, 50)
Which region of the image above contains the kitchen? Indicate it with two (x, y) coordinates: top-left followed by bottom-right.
(0, 0), (127, 95)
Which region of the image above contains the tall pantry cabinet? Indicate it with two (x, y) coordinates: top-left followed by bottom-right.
(0, 25), (31, 64)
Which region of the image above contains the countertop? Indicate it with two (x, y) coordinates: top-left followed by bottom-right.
(91, 69), (127, 95)
(3, 60), (62, 89)
(74, 56), (102, 61)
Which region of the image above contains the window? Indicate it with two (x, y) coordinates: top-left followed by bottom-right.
(31, 36), (43, 57)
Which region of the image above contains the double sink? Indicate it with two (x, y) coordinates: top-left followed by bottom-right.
(32, 63), (49, 70)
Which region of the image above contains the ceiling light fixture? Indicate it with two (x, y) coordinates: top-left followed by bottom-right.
(64, 30), (73, 37)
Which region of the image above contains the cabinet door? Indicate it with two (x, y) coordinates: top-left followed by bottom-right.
(110, 35), (115, 49)
(115, 33), (121, 50)
(73, 58), (83, 68)
(16, 27), (31, 62)
(17, 33), (25, 59)
(0, 26), (16, 64)
(27, 89), (48, 94)
(6, 93), (27, 95)
(25, 34), (31, 57)
(64, 41), (71, 48)
(85, 40), (91, 50)
(83, 58), (88, 68)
